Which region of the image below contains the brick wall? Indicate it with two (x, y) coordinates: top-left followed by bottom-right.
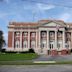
(8, 31), (13, 48)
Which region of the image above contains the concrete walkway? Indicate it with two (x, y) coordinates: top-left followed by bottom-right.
(33, 54), (72, 61)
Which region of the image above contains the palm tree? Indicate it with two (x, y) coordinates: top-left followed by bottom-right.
(0, 30), (6, 52)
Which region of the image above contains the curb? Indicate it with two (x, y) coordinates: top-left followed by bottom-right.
(33, 61), (56, 63)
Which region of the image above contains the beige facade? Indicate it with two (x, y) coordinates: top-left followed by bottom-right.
(7, 20), (72, 55)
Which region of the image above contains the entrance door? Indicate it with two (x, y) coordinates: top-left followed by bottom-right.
(50, 41), (54, 50)
(47, 41), (54, 55)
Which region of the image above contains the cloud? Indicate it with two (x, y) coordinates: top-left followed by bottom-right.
(36, 3), (55, 10)
(0, 12), (15, 19)
(58, 13), (71, 21)
(23, 3), (55, 11)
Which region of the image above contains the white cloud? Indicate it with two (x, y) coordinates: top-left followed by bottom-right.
(0, 12), (15, 19)
(23, 3), (55, 11)
(58, 13), (71, 21)
(36, 3), (55, 10)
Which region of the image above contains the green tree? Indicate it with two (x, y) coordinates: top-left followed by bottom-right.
(0, 30), (6, 52)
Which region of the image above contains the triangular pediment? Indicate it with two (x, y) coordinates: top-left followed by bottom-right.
(39, 21), (66, 27)
(44, 22), (61, 26)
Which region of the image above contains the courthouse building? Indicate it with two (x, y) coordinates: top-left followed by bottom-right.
(7, 20), (72, 55)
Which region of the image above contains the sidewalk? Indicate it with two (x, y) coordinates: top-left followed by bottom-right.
(33, 54), (72, 61)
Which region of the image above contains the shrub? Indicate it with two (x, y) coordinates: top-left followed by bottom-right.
(5, 51), (17, 53)
(1, 49), (6, 52)
(29, 48), (35, 53)
(2, 48), (35, 54)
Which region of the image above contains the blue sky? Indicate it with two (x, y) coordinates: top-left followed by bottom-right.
(0, 0), (72, 45)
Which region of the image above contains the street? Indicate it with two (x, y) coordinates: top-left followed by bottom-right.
(0, 65), (72, 72)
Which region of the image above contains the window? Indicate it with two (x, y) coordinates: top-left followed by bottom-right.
(23, 40), (27, 48)
(58, 43), (60, 48)
(58, 32), (61, 37)
(31, 33), (35, 37)
(41, 32), (46, 37)
(50, 32), (54, 36)
(65, 44), (69, 48)
(41, 40), (46, 48)
(41, 44), (45, 48)
(15, 40), (20, 48)
(24, 32), (28, 36)
(16, 32), (20, 36)
(50, 42), (54, 49)
(31, 41), (35, 48)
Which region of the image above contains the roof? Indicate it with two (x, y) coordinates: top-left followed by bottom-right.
(8, 19), (72, 28)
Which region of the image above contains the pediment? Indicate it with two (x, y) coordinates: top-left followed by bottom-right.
(40, 21), (66, 27)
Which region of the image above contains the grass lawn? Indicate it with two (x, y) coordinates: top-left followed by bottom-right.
(0, 53), (38, 61)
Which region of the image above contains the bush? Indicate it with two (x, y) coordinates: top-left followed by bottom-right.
(1, 49), (6, 52)
(29, 48), (35, 53)
(5, 51), (17, 53)
(2, 48), (35, 54)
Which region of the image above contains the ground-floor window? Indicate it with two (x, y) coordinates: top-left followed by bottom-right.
(57, 43), (60, 49)
(31, 40), (35, 48)
(50, 44), (53, 49)
(23, 40), (27, 48)
(15, 40), (20, 48)
(41, 40), (46, 48)
(65, 41), (70, 49)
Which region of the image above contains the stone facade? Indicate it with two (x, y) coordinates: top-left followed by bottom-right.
(7, 20), (72, 55)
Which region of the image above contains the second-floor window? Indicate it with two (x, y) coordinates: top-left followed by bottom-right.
(24, 32), (28, 36)
(31, 32), (35, 37)
(15, 32), (20, 37)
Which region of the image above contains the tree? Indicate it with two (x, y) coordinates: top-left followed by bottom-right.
(0, 30), (6, 52)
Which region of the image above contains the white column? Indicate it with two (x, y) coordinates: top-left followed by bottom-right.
(28, 31), (30, 49)
(39, 31), (41, 48)
(71, 32), (72, 49)
(63, 31), (65, 49)
(55, 31), (57, 50)
(12, 31), (14, 48)
(47, 30), (49, 49)
(20, 31), (22, 48)
(36, 31), (37, 48)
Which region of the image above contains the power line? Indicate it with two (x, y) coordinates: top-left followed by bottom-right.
(22, 0), (72, 9)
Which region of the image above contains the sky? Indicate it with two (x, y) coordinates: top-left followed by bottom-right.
(0, 0), (72, 46)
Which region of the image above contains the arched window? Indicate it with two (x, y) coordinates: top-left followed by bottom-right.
(31, 41), (35, 48)
(15, 40), (20, 48)
(23, 40), (27, 48)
